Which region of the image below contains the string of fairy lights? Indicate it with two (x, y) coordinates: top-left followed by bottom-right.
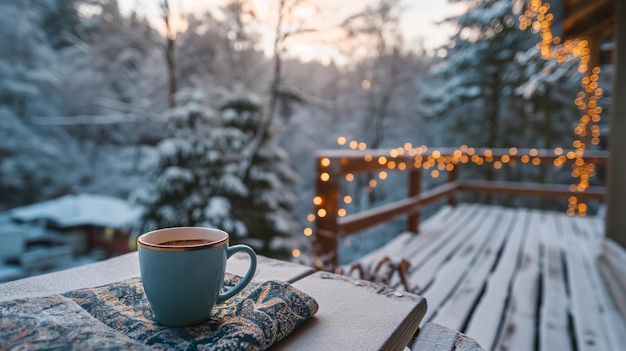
(293, 0), (605, 259)
(518, 0), (604, 215)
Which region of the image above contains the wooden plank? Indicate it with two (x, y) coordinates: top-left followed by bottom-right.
(558, 214), (610, 351)
(584, 243), (626, 351)
(602, 238), (626, 309)
(338, 181), (460, 236)
(597, 256), (626, 323)
(358, 204), (478, 289)
(342, 205), (455, 270)
(274, 271), (427, 351)
(419, 206), (505, 324)
(458, 180), (606, 201)
(398, 204), (478, 262)
(492, 209), (542, 351)
(0, 252), (314, 302)
(430, 208), (514, 331)
(401, 205), (489, 292)
(539, 211), (573, 351)
(412, 323), (485, 351)
(464, 209), (528, 350)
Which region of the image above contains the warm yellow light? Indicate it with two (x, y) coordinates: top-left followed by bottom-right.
(320, 172), (330, 181)
(307, 214), (315, 222)
(313, 196), (323, 205)
(432, 150), (441, 158)
(494, 161), (503, 169)
(389, 149), (399, 158)
(338, 208), (347, 217)
(387, 161), (397, 169)
(364, 154), (373, 162)
(379, 171), (388, 180)
(346, 173), (354, 182)
(532, 157), (541, 165)
(317, 208), (327, 217)
(304, 227), (313, 236)
(446, 164), (455, 172)
(343, 195), (352, 204)
(529, 148), (538, 156)
(398, 162), (407, 171)
(292, 249), (301, 257)
(521, 155), (530, 163)
(358, 142), (367, 151)
(404, 142), (413, 150)
(361, 79), (371, 90)
(501, 155), (511, 163)
(349, 141), (358, 149)
(321, 158), (330, 167)
(369, 179), (377, 187)
(378, 156), (387, 165)
(431, 170), (440, 178)
(337, 136), (347, 145)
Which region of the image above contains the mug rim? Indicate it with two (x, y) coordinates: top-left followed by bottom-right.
(137, 227), (228, 252)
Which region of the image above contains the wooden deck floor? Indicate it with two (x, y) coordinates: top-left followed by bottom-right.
(343, 203), (626, 351)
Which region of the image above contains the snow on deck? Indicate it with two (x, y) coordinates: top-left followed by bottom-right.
(343, 203), (626, 351)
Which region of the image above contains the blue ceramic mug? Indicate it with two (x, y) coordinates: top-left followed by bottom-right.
(137, 227), (257, 327)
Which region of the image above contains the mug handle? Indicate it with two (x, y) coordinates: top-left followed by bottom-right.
(217, 244), (257, 302)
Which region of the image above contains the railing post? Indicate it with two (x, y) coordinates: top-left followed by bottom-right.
(448, 165), (459, 206)
(408, 169), (422, 233)
(314, 156), (340, 270)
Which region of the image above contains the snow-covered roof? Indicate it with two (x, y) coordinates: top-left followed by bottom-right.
(10, 194), (142, 229)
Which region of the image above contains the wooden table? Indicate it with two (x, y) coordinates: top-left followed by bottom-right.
(0, 252), (427, 351)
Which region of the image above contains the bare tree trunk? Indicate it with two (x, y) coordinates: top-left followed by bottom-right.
(161, 0), (177, 108)
(238, 0), (286, 180)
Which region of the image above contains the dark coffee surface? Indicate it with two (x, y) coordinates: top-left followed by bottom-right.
(158, 239), (212, 246)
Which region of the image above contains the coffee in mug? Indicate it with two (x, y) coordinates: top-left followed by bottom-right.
(137, 227), (257, 327)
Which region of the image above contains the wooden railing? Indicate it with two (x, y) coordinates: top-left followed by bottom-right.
(312, 147), (608, 268)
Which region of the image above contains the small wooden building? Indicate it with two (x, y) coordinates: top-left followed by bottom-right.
(9, 193), (142, 256)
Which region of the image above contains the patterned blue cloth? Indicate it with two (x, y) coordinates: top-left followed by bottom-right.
(0, 275), (318, 350)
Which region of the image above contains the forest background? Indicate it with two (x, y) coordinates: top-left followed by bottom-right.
(0, 0), (609, 264)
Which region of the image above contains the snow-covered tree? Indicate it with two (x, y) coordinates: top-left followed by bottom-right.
(133, 88), (298, 258)
(0, 1), (92, 209)
(422, 0), (537, 148)
(0, 1), (62, 119)
(218, 91), (299, 258)
(132, 88), (245, 235)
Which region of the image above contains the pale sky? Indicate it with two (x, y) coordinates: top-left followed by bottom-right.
(119, 0), (462, 61)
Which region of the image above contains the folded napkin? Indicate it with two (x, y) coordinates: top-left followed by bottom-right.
(0, 275), (319, 351)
